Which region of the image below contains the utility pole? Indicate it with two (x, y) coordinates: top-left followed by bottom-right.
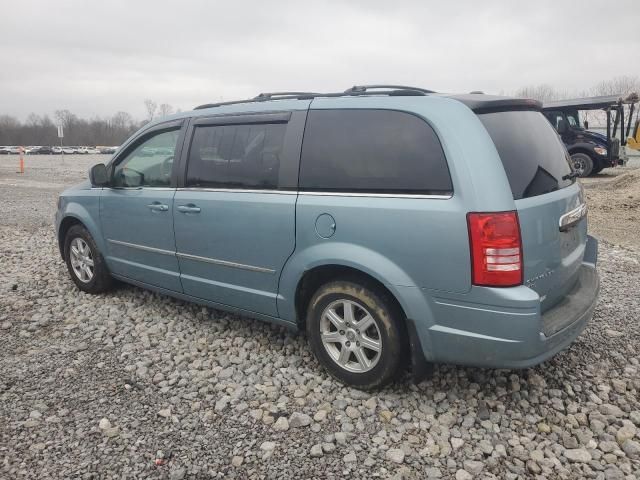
(58, 125), (65, 164)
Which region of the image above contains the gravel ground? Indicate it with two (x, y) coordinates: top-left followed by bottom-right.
(1, 155), (639, 479)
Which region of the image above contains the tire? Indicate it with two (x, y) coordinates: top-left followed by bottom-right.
(64, 224), (113, 294)
(306, 280), (407, 390)
(570, 152), (594, 177)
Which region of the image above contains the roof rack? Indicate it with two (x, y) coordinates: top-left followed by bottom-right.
(253, 91), (319, 100)
(194, 85), (437, 110)
(344, 85), (435, 95)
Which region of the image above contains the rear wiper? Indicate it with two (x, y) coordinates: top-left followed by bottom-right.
(562, 171), (580, 181)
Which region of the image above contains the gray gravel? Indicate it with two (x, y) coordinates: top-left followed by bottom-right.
(1, 156), (639, 479)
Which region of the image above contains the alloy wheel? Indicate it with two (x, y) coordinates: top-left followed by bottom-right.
(69, 237), (94, 283)
(319, 299), (382, 373)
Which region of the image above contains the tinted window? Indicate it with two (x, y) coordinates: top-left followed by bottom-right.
(479, 110), (574, 200)
(112, 129), (179, 187)
(299, 110), (452, 194)
(187, 123), (286, 189)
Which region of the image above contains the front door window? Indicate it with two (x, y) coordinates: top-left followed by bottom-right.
(112, 129), (180, 187)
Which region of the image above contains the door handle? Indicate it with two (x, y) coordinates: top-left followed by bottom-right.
(147, 203), (169, 212)
(177, 204), (201, 214)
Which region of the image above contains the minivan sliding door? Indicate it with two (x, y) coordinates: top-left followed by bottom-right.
(173, 110), (307, 317)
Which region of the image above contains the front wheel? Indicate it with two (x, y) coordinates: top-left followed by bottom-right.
(306, 280), (406, 390)
(64, 224), (113, 294)
(571, 152), (594, 177)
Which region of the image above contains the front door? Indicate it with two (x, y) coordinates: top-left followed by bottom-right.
(101, 122), (185, 292)
(173, 111), (306, 316)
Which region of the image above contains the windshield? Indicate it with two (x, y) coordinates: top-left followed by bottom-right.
(565, 110), (582, 130)
(479, 110), (574, 200)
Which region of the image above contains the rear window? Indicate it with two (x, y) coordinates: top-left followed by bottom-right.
(299, 109), (452, 194)
(479, 110), (574, 200)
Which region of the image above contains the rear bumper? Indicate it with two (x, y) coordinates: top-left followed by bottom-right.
(407, 236), (600, 370)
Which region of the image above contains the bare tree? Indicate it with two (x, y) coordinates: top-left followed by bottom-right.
(0, 111), (139, 146)
(112, 111), (133, 129)
(514, 84), (568, 102)
(54, 109), (77, 128)
(158, 103), (174, 117)
(591, 75), (640, 98)
(144, 99), (157, 121)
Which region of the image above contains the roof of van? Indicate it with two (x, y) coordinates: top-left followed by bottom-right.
(192, 89), (542, 114)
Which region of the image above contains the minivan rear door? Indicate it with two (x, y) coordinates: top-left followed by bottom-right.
(478, 110), (586, 311)
(173, 110), (308, 317)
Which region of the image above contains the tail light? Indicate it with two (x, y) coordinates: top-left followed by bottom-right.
(467, 211), (523, 287)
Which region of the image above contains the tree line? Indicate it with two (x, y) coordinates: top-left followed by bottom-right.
(0, 100), (177, 147)
(1, 76), (638, 146)
(513, 75), (640, 127)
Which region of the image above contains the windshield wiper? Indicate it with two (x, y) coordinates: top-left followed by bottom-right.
(562, 171), (580, 181)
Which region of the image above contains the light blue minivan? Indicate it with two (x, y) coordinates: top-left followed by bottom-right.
(55, 86), (600, 389)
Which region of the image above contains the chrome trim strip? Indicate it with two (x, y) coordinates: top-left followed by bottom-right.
(108, 187), (176, 191)
(429, 325), (521, 343)
(559, 203), (587, 230)
(107, 239), (175, 256)
(107, 239), (275, 273)
(179, 187), (296, 195)
(299, 191), (452, 199)
(176, 252), (276, 273)
(176, 188), (451, 199)
(434, 300), (537, 316)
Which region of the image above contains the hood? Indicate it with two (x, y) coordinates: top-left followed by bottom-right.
(62, 180), (92, 194)
(573, 129), (608, 146)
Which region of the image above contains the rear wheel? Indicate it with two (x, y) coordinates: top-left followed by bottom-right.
(306, 280), (406, 390)
(571, 152), (594, 177)
(64, 224), (113, 294)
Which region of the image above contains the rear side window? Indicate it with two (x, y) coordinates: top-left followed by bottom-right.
(478, 110), (574, 200)
(186, 123), (286, 189)
(299, 110), (452, 194)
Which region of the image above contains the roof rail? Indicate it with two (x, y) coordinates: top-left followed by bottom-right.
(253, 91), (319, 100)
(194, 84), (436, 110)
(344, 85), (435, 95)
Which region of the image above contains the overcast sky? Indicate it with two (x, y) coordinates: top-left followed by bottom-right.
(1, 0), (638, 120)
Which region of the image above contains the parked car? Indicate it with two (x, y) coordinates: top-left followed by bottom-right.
(33, 146), (54, 155)
(55, 86), (600, 389)
(62, 147), (76, 154)
(0, 146), (10, 154)
(99, 147), (118, 154)
(52, 147), (63, 154)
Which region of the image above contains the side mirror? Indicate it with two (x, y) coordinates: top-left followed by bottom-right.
(557, 119), (569, 134)
(89, 163), (109, 187)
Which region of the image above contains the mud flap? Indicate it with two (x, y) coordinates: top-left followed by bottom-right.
(406, 318), (433, 382)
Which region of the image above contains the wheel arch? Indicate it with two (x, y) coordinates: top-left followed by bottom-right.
(57, 209), (105, 260)
(293, 264), (407, 330)
(287, 261), (432, 380)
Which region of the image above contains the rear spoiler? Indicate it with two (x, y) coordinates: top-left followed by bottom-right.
(444, 94), (542, 114)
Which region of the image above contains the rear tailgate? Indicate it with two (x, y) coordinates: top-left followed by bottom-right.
(478, 110), (586, 310)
